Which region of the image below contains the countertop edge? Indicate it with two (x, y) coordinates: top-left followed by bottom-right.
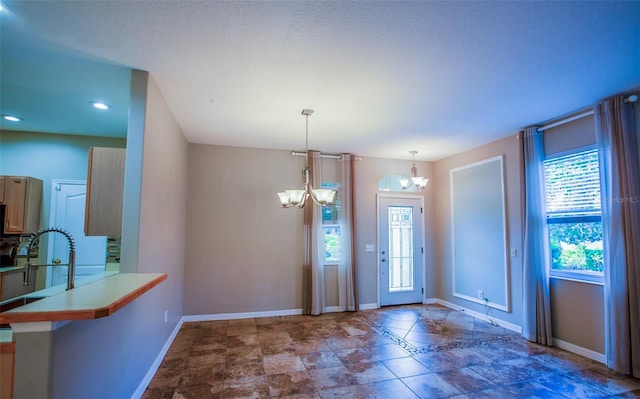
(0, 273), (167, 324)
(98, 273), (167, 318)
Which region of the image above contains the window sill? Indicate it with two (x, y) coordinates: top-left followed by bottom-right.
(550, 271), (603, 286)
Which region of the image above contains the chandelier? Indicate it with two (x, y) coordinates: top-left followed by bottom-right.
(400, 150), (429, 190)
(277, 109), (337, 208)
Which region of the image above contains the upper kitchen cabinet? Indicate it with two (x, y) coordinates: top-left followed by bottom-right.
(85, 147), (126, 237)
(0, 176), (43, 234)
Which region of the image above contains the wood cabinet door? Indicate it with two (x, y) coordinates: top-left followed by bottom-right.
(1, 177), (42, 234)
(85, 147), (125, 236)
(4, 177), (28, 233)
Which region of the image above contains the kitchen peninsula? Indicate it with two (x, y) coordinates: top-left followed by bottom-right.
(0, 272), (167, 399)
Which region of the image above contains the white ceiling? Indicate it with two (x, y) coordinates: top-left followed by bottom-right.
(1, 1), (639, 161)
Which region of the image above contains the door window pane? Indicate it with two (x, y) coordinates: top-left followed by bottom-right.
(388, 206), (414, 292)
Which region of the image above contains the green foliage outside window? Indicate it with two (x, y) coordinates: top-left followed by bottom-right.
(549, 222), (603, 273)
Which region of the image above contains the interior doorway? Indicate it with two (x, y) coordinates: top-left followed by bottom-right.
(47, 180), (107, 287)
(378, 194), (425, 306)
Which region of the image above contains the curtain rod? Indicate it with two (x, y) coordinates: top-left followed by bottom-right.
(537, 109), (594, 132)
(291, 151), (342, 159)
(536, 93), (637, 133)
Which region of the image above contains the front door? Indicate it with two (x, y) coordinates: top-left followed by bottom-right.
(47, 180), (107, 287)
(379, 195), (424, 306)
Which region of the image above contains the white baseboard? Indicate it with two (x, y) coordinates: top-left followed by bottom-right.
(553, 338), (605, 364)
(131, 319), (184, 399)
(434, 298), (522, 333)
(423, 298), (438, 304)
(182, 308), (303, 322)
(359, 303), (378, 310)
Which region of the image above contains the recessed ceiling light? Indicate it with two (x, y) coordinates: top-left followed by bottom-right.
(91, 101), (111, 110)
(2, 115), (22, 122)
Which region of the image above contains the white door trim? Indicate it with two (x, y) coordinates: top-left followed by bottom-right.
(376, 193), (425, 307)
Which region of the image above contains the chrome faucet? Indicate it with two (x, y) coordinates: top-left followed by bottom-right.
(23, 228), (76, 291)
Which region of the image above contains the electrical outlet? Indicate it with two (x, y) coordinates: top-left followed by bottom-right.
(477, 290), (484, 300)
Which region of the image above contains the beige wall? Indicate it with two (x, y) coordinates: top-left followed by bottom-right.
(544, 114), (596, 155)
(550, 279), (604, 353)
(135, 71), (188, 313)
(434, 135), (523, 326)
(184, 145), (306, 314)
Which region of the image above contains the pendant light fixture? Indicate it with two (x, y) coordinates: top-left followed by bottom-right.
(400, 150), (429, 190)
(277, 109), (337, 208)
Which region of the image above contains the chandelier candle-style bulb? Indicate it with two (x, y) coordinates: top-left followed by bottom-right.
(277, 190), (307, 207)
(311, 189), (336, 205)
(278, 192), (293, 207)
(287, 190), (307, 206)
(413, 177), (429, 189)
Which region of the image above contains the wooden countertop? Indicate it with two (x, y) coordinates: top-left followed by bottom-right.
(0, 273), (167, 324)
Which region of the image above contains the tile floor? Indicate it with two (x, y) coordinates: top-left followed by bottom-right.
(143, 304), (640, 398)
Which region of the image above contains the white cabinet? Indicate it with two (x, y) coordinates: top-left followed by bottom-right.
(84, 147), (126, 236)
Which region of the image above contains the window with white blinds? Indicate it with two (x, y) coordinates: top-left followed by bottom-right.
(543, 148), (603, 282)
(544, 148), (601, 218)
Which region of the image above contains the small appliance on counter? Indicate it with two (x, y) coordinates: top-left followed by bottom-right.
(0, 245), (17, 267)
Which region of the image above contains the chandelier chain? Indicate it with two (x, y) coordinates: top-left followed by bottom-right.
(304, 113), (310, 168)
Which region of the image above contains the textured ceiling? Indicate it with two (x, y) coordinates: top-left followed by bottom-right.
(1, 1), (639, 161)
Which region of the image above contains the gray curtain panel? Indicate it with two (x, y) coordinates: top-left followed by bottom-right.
(339, 153), (359, 312)
(596, 96), (640, 378)
(520, 127), (553, 345)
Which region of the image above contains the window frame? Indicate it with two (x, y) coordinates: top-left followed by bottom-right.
(544, 146), (604, 285)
